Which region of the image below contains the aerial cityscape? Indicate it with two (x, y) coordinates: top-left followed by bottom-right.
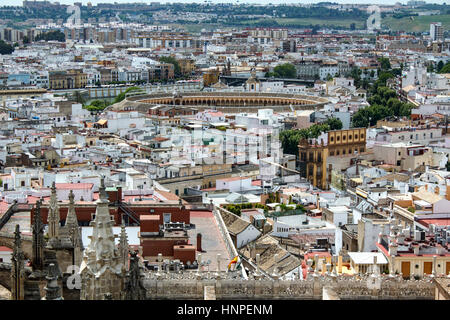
(0, 0), (448, 305)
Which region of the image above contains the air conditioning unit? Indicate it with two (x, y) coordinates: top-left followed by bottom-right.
(414, 230), (421, 241)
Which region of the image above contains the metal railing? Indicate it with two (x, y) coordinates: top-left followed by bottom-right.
(0, 200), (17, 231)
(118, 201), (140, 225)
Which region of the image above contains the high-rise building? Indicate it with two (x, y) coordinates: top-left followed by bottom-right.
(430, 22), (443, 42)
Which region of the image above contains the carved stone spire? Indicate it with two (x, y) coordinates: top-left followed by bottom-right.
(124, 251), (146, 300)
(65, 190), (81, 245)
(79, 176), (125, 300)
(42, 263), (63, 300)
(32, 199), (45, 271)
(48, 182), (60, 240)
(118, 223), (129, 272)
(11, 224), (25, 300)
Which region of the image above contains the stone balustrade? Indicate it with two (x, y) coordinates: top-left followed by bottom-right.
(141, 271), (435, 300)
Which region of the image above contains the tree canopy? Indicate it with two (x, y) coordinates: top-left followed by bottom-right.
(438, 61), (450, 74)
(351, 86), (415, 127)
(35, 30), (65, 42)
(83, 100), (110, 112)
(266, 63), (297, 79)
(113, 87), (142, 104)
(0, 40), (14, 55)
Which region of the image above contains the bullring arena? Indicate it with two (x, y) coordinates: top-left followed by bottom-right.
(109, 91), (329, 113)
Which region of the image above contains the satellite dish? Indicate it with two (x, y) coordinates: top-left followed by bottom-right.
(186, 261), (191, 266)
(207, 259), (211, 265)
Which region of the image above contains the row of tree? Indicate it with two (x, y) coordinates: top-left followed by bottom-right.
(351, 58), (414, 128)
(35, 30), (65, 42)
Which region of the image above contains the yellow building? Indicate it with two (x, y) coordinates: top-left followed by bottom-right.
(298, 128), (366, 190)
(327, 128), (366, 157)
(49, 69), (88, 89)
(203, 69), (219, 87)
(298, 139), (328, 190)
(178, 58), (196, 76)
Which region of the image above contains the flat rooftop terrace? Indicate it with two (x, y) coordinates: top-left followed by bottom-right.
(188, 210), (231, 271)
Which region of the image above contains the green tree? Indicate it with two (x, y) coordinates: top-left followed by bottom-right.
(325, 117), (343, 130)
(0, 40), (14, 55)
(280, 120), (339, 155)
(439, 62), (450, 74)
(83, 99), (110, 112)
(113, 87), (142, 104)
(35, 30), (65, 42)
(378, 57), (391, 70)
(272, 63), (297, 78)
(437, 60), (444, 72)
(159, 56), (181, 77)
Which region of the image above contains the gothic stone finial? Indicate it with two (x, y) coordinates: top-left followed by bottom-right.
(43, 263), (63, 300)
(69, 189), (74, 204)
(99, 176), (108, 201)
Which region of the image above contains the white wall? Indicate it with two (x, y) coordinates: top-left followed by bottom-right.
(56, 187), (93, 202)
(236, 225), (261, 249)
(0, 250), (12, 263)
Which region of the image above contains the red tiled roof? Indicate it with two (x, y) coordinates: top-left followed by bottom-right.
(155, 190), (181, 202)
(251, 180), (262, 186)
(303, 251), (331, 261)
(0, 246), (12, 252)
(200, 187), (216, 191)
(189, 211), (213, 218)
(417, 219), (450, 228)
(153, 137), (169, 142)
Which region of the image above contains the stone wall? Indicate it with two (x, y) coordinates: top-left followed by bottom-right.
(142, 274), (435, 300)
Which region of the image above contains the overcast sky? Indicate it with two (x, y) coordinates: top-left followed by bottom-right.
(0, 1), (448, 6)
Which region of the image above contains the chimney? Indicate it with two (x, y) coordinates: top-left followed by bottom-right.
(413, 245), (419, 255)
(389, 238), (398, 256)
(337, 255), (343, 274)
(397, 233), (405, 245)
(435, 186), (439, 195)
(196, 233), (203, 252)
(424, 184), (428, 191)
(250, 244), (256, 260)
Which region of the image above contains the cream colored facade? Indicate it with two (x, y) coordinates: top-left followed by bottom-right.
(391, 256), (450, 279)
(373, 143), (433, 171)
